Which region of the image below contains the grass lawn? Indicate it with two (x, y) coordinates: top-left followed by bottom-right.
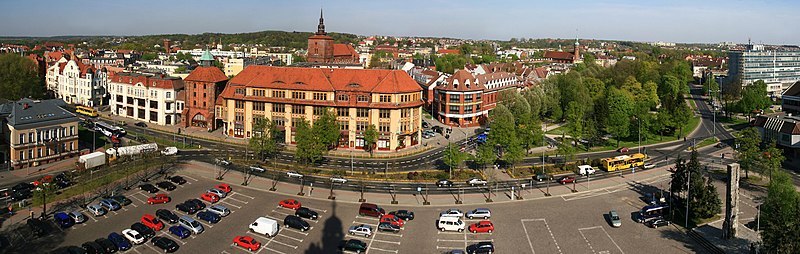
(78, 126), (111, 149)
(588, 115), (701, 152)
(718, 116), (749, 125)
(546, 126), (567, 135)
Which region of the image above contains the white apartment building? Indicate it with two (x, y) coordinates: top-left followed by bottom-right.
(728, 44), (800, 97)
(108, 72), (185, 126)
(45, 57), (109, 107)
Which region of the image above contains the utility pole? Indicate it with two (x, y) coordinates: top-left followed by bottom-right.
(686, 168), (691, 228)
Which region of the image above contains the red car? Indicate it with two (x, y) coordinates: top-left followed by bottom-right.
(215, 183), (232, 193)
(468, 220), (494, 233)
(147, 194), (171, 204)
(278, 199), (301, 210)
(233, 236), (261, 251)
(380, 214), (404, 227)
(558, 176), (576, 184)
(200, 193), (220, 203)
(141, 214), (164, 231)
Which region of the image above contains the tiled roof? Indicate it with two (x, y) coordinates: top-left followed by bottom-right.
(185, 66), (228, 83)
(438, 70), (484, 92)
(783, 81), (800, 97)
(543, 51), (575, 60)
(437, 49), (460, 55)
(111, 72), (184, 90)
(333, 44), (358, 57)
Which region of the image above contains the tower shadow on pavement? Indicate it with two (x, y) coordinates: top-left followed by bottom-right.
(304, 200), (343, 254)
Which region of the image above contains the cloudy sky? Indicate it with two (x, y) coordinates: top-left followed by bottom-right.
(1, 0), (798, 44)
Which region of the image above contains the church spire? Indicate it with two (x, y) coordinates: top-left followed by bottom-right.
(316, 8), (326, 35)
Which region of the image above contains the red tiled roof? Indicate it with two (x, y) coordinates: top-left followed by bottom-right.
(439, 70), (484, 92)
(437, 49), (460, 55)
(185, 66), (228, 83)
(111, 73), (184, 90)
(333, 44), (358, 57)
(45, 52), (64, 61)
(543, 51), (575, 60)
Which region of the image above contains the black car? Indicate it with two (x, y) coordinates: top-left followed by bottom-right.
(466, 241), (494, 254)
(295, 207), (319, 220)
(12, 182), (35, 193)
(151, 236), (179, 253)
(108, 195), (132, 206)
(53, 246), (88, 254)
(26, 218), (51, 236)
(339, 239), (367, 252)
(135, 122), (147, 128)
(156, 209), (180, 223)
(186, 199), (206, 210)
(169, 176), (187, 185)
(94, 237), (118, 253)
(646, 218), (671, 228)
(156, 181), (177, 191)
(436, 179), (454, 188)
(283, 215), (310, 231)
(81, 241), (104, 254)
(389, 210), (415, 221)
(130, 222), (156, 238)
(377, 222), (401, 233)
(196, 211), (221, 224)
(175, 203), (197, 214)
(139, 184), (159, 193)
(11, 189), (31, 201)
(54, 173), (72, 188)
(432, 126), (444, 134)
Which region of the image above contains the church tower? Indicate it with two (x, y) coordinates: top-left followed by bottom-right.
(573, 37), (581, 63)
(307, 9), (334, 63)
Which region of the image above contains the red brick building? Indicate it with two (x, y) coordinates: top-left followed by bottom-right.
(434, 70), (521, 127)
(182, 50), (229, 130)
(306, 10), (359, 64)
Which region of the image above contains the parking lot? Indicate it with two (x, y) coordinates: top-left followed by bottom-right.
(36, 164), (700, 254)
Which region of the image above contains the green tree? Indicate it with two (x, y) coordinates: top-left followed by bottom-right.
(735, 80), (772, 119)
(473, 143), (496, 170)
(363, 124), (379, 156)
(0, 54), (44, 100)
(736, 127), (762, 179)
(141, 52), (158, 61)
(670, 151), (722, 226)
(249, 117), (278, 161)
(760, 171), (800, 253)
(606, 88), (634, 146)
(442, 143), (467, 171)
(641, 81), (661, 110)
(756, 139), (785, 181)
(487, 104), (517, 152)
(294, 118), (323, 164)
(312, 109), (339, 150)
(564, 101), (584, 146)
(502, 141), (525, 174)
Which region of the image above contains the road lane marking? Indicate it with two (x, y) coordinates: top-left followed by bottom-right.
(130, 195), (147, 204)
(231, 192), (255, 199)
(226, 196), (250, 204)
(220, 200), (243, 209)
(183, 175), (199, 182)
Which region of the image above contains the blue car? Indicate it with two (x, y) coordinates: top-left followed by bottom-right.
(108, 232), (132, 251)
(196, 211), (221, 224)
(100, 199), (121, 211)
(169, 225), (191, 239)
(53, 212), (74, 228)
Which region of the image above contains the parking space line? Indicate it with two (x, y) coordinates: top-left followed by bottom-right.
(87, 214), (98, 222)
(220, 200), (243, 209)
(522, 218), (562, 254)
(230, 192), (255, 199)
(277, 232), (305, 242)
(130, 195), (147, 204)
(375, 232), (402, 237)
(196, 220), (215, 228)
(183, 175), (199, 182)
(268, 238), (298, 249)
(578, 226), (625, 254)
(300, 206), (327, 213)
(271, 210), (293, 217)
(143, 242), (162, 252)
(280, 228), (309, 236)
(225, 196), (249, 204)
(131, 247), (142, 254)
(368, 247), (399, 253)
(436, 239), (493, 243)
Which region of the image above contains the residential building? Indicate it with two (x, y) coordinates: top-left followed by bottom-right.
(728, 44), (800, 97)
(781, 81), (800, 115)
(183, 50), (229, 130)
(108, 72), (184, 126)
(753, 114), (800, 157)
(0, 99), (80, 170)
(45, 56), (109, 107)
(215, 66), (423, 151)
(434, 70), (521, 127)
(306, 10), (359, 64)
(222, 56), (274, 76)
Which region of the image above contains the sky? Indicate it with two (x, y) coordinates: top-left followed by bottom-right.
(1, 0), (798, 45)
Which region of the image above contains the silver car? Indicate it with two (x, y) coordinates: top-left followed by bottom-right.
(330, 176), (347, 184)
(69, 211), (87, 224)
(87, 204), (107, 216)
(466, 208), (491, 220)
(207, 205), (231, 217)
(609, 210), (622, 227)
(207, 188), (227, 198)
(286, 171), (304, 178)
(439, 209), (464, 218)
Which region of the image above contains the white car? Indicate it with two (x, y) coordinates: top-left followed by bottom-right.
(207, 205), (231, 217)
(122, 229), (145, 245)
(466, 178), (487, 186)
(439, 208), (464, 218)
(215, 158), (231, 166)
(161, 147), (178, 156)
(249, 165), (266, 173)
(330, 176), (347, 184)
(207, 188), (227, 198)
(286, 171), (304, 178)
(643, 163), (655, 169)
(348, 224), (373, 237)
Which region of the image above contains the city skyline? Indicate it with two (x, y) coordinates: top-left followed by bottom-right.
(0, 0), (798, 45)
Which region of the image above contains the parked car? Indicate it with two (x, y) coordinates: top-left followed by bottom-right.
(295, 207), (318, 220)
(215, 158), (231, 166)
(108, 195), (132, 206)
(69, 211), (87, 224)
(330, 176), (348, 184)
(283, 215), (310, 231)
(466, 178), (487, 186)
(168, 225), (191, 239)
(439, 209), (464, 218)
(422, 121), (430, 128)
(200, 193), (220, 203)
(54, 212), (75, 228)
(138, 184), (159, 193)
(215, 183), (232, 193)
(339, 239), (368, 253)
(169, 176), (187, 185)
(186, 199), (206, 210)
(175, 203), (197, 214)
(389, 210), (414, 221)
(286, 171), (304, 178)
(348, 224), (373, 237)
(147, 194), (171, 204)
(436, 179), (454, 188)
(151, 236), (179, 253)
(233, 236), (261, 251)
(141, 214), (164, 231)
(87, 204), (107, 216)
(646, 218), (671, 228)
(207, 205), (231, 217)
(617, 147), (630, 153)
(248, 165), (266, 173)
(466, 208), (491, 220)
(466, 241), (494, 254)
(135, 122), (147, 127)
(93, 237), (117, 253)
(100, 199), (121, 211)
(196, 211), (221, 224)
(108, 232), (132, 251)
(377, 222), (401, 233)
(156, 209), (179, 224)
(130, 222), (156, 239)
(279, 199), (302, 209)
(122, 229), (145, 245)
(178, 216), (204, 234)
(534, 174), (552, 182)
(609, 210), (622, 227)
(207, 188), (227, 198)
(432, 126), (444, 134)
(468, 221), (494, 233)
(437, 216), (465, 232)
(81, 241), (104, 254)
(380, 214), (405, 227)
(643, 163), (656, 169)
(558, 176), (576, 184)
(156, 181), (177, 191)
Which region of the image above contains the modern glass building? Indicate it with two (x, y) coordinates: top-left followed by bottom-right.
(728, 44), (800, 97)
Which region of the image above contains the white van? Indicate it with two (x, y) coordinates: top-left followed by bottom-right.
(249, 217), (279, 237)
(437, 216), (465, 232)
(578, 165), (596, 175)
(179, 215), (204, 234)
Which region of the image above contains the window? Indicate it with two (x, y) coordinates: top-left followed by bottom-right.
(476, 93), (482, 101)
(19, 151), (23, 161)
(379, 123), (390, 132)
(356, 108), (369, 118)
(292, 105), (305, 114)
(379, 95), (391, 103)
(235, 112), (244, 122)
(449, 105), (460, 113)
(273, 117), (285, 126)
(272, 103), (285, 112)
(337, 108), (349, 117)
(356, 121), (368, 131)
(253, 102), (265, 111)
(291, 91), (306, 100)
(166, 102), (172, 110)
(357, 95), (368, 102)
(464, 94), (473, 103)
(150, 100), (158, 109)
(313, 106), (326, 116)
(379, 109), (390, 119)
(339, 121), (349, 130)
(166, 92), (172, 99)
(449, 94), (460, 102)
(476, 104), (481, 112)
(291, 118), (303, 127)
(69, 126), (74, 136)
(150, 111), (158, 121)
(272, 90), (285, 98)
(464, 105), (473, 114)
(127, 97), (134, 104)
(400, 94), (410, 102)
(28, 133), (33, 142)
(235, 100), (245, 109)
(235, 88), (245, 95)
(402, 108), (411, 118)
(338, 94), (349, 101)
(313, 93), (328, 101)
(253, 89), (265, 97)
(18, 134), (24, 144)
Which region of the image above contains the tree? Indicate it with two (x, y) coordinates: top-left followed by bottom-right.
(311, 109), (339, 150)
(641, 81), (661, 110)
(0, 54), (43, 100)
(564, 101), (584, 146)
(294, 118), (323, 164)
(502, 141), (525, 174)
(606, 88), (634, 146)
(473, 143), (496, 170)
(442, 143), (467, 172)
(141, 52), (158, 61)
(670, 150), (722, 226)
(760, 171), (800, 253)
(736, 127), (762, 179)
(757, 139), (785, 181)
(735, 80), (772, 119)
(487, 104), (517, 153)
(249, 117), (278, 161)
(363, 124), (379, 156)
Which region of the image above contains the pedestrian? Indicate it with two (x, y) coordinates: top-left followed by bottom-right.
(28, 210), (33, 219)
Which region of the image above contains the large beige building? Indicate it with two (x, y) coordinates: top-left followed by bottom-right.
(215, 66), (423, 151)
(1, 99), (80, 170)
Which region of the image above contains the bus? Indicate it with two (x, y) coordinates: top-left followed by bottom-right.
(636, 204), (669, 223)
(600, 153), (647, 171)
(75, 105), (98, 118)
(94, 121), (126, 139)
